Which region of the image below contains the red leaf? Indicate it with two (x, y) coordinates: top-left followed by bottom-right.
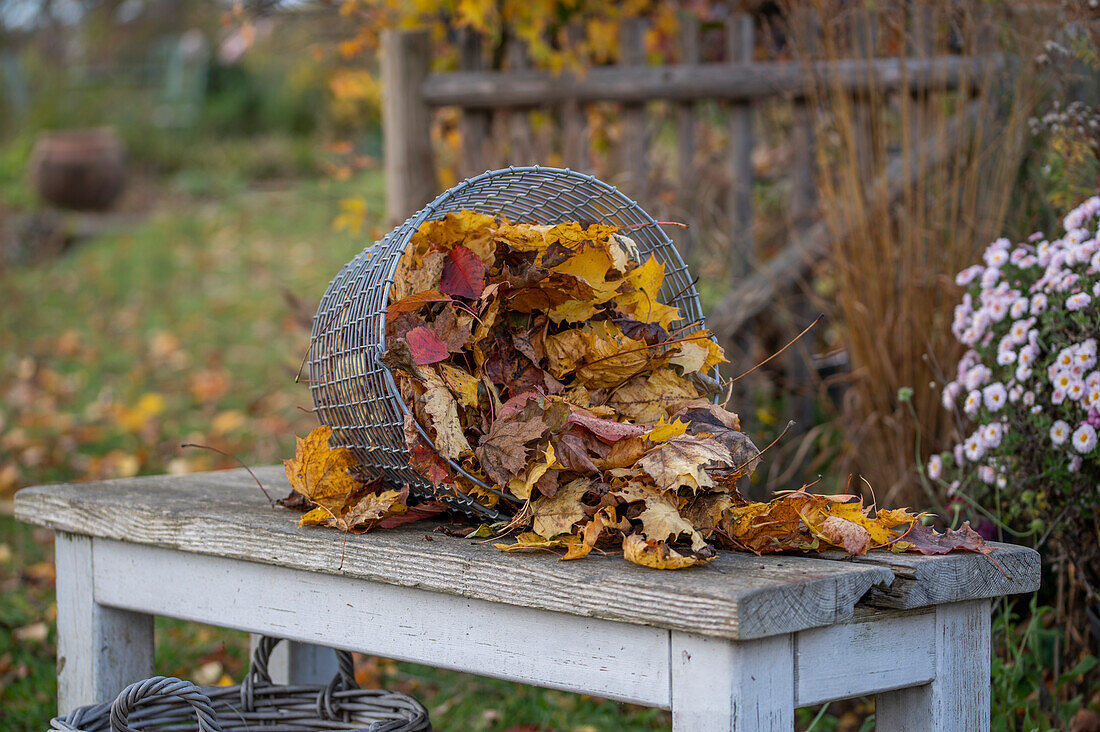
(405, 326), (449, 365)
(564, 408), (647, 443)
(377, 502), (447, 528)
(439, 245), (486, 299)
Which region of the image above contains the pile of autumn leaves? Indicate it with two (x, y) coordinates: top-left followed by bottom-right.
(282, 211), (991, 568)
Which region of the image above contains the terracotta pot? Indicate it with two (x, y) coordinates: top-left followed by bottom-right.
(29, 127), (127, 211)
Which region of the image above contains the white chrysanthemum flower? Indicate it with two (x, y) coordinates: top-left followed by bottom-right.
(1051, 420), (1071, 445)
(955, 264), (984, 286)
(1072, 424), (1097, 454)
(964, 390), (982, 416)
(1067, 293), (1091, 311)
(982, 383), (1007, 411)
(1069, 381), (1086, 402)
(964, 436), (985, 461)
(997, 350), (1016, 365)
(927, 455), (943, 480)
(1031, 293), (1048, 314)
(1023, 391), (1035, 406)
(982, 423), (1004, 448)
(1009, 298), (1029, 319)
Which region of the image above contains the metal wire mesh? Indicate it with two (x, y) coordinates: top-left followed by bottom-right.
(49, 637), (431, 732)
(308, 166), (706, 519)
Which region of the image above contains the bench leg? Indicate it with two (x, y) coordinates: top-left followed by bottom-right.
(875, 600), (991, 731)
(55, 532), (155, 714)
(670, 630), (795, 731)
(250, 636), (340, 684)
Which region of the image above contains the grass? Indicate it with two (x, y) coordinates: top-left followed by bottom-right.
(0, 166), (674, 731)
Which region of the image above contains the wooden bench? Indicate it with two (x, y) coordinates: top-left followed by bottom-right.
(16, 467), (1040, 730)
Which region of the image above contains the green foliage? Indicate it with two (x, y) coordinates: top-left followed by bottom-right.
(991, 598), (1097, 731)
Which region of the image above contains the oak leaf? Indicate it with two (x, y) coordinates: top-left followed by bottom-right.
(476, 416), (548, 487)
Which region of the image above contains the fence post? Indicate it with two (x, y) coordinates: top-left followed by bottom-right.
(382, 28), (438, 225)
(507, 40), (535, 164)
(561, 25), (589, 172)
(459, 29), (490, 180)
(787, 9), (820, 447)
(618, 18), (648, 195)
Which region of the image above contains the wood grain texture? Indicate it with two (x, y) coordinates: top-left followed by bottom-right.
(17, 469), (1037, 637)
(841, 546), (1040, 610)
(94, 539), (673, 708)
(17, 468), (895, 641)
(55, 532), (154, 713)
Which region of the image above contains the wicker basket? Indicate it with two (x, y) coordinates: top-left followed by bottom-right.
(49, 636), (431, 731)
(308, 166), (707, 520)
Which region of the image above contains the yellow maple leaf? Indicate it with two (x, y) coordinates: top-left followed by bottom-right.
(622, 534), (709, 570)
(283, 426), (363, 526)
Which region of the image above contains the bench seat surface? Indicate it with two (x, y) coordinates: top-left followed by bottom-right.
(15, 467), (1039, 640)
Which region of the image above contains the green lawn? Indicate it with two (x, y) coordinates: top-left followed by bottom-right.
(0, 170), (675, 731)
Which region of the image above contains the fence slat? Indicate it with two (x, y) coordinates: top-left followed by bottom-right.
(787, 9), (821, 441)
(382, 28), (438, 225)
(677, 12), (701, 260)
(419, 55), (991, 108)
(726, 14), (754, 280)
(618, 18), (647, 195)
(507, 40), (535, 165)
(459, 29), (490, 179)
(561, 25), (589, 172)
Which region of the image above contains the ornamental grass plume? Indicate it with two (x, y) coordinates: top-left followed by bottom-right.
(785, 0), (1051, 505)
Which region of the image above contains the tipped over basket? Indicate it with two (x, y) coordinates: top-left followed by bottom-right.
(307, 166), (708, 520)
(49, 636), (431, 731)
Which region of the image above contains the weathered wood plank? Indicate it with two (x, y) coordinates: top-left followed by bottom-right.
(55, 532), (154, 713)
(419, 55), (994, 108)
(671, 630), (795, 730)
(876, 600), (992, 730)
(838, 544), (1040, 610)
(16, 468), (894, 641)
(794, 607), (935, 706)
(93, 538), (673, 708)
(382, 28), (438, 224)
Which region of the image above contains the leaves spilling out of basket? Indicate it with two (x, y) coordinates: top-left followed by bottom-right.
(282, 210), (992, 569)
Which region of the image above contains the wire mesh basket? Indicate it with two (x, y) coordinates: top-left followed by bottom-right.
(49, 636), (431, 732)
(308, 166), (707, 520)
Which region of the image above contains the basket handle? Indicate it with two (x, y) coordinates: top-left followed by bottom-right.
(241, 636), (357, 710)
(109, 676), (221, 732)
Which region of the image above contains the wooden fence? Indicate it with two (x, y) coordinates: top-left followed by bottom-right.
(379, 11), (992, 436)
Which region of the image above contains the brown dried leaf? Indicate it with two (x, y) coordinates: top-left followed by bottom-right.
(532, 477), (591, 538)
